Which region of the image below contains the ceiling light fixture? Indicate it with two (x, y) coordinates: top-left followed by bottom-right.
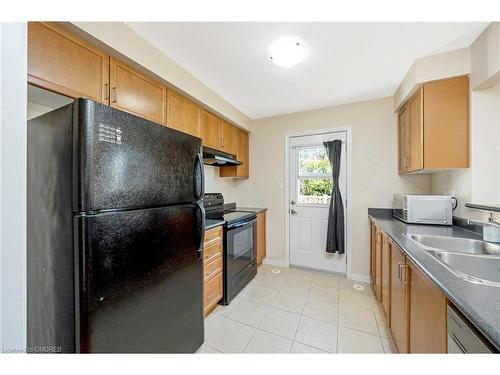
(269, 37), (307, 68)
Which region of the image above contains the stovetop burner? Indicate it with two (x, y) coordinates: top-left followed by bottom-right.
(204, 193), (256, 225)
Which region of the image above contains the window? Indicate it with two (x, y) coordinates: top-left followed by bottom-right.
(297, 146), (333, 205)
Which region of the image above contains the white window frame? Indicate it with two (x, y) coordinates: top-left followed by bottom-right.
(295, 145), (333, 208)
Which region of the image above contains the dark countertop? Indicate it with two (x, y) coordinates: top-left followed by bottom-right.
(205, 219), (225, 230)
(234, 206), (268, 214)
(368, 208), (500, 351)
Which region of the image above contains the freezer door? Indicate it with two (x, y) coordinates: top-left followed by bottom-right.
(74, 203), (205, 353)
(73, 99), (204, 212)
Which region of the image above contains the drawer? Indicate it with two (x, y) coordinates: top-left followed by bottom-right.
(204, 226), (223, 246)
(204, 240), (223, 265)
(204, 255), (223, 283)
(204, 272), (223, 316)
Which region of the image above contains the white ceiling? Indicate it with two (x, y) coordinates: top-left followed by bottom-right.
(127, 22), (488, 119)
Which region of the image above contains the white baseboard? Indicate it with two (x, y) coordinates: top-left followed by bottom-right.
(262, 258), (288, 268)
(349, 273), (371, 283)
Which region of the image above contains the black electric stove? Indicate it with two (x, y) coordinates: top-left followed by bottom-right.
(203, 193), (257, 304)
(204, 193), (256, 226)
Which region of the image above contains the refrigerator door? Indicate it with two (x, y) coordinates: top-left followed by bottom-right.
(74, 203), (205, 353)
(73, 99), (204, 213)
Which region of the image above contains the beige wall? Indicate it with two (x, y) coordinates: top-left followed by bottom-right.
(431, 84), (500, 220)
(430, 23), (500, 221)
(204, 166), (238, 203)
(236, 97), (431, 279)
(393, 48), (470, 111)
(471, 22), (500, 89)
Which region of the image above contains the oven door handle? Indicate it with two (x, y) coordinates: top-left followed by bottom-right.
(227, 218), (257, 229)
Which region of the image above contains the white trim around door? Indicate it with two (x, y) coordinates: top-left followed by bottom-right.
(284, 127), (352, 279)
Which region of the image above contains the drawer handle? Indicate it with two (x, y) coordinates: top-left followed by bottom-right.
(111, 86), (117, 103)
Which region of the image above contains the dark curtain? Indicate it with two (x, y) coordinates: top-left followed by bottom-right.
(323, 140), (345, 254)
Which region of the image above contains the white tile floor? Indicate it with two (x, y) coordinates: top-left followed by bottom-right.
(198, 265), (395, 354)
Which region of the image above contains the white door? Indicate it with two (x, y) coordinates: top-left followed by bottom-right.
(288, 131), (347, 274)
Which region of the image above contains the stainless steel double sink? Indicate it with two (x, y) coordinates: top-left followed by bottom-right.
(405, 233), (500, 287)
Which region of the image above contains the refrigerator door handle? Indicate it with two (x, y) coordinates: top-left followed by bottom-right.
(194, 152), (204, 201)
(196, 201), (206, 259)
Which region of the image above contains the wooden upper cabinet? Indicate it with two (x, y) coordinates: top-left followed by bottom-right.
(219, 128), (250, 178)
(28, 22), (109, 103)
(381, 232), (391, 321)
(109, 57), (166, 124)
(397, 76), (469, 174)
(221, 120), (239, 155)
(407, 89), (424, 172)
(389, 239), (409, 353)
(408, 259), (448, 353)
(201, 110), (222, 150)
(423, 76), (469, 169)
(398, 106), (410, 173)
(167, 90), (200, 137)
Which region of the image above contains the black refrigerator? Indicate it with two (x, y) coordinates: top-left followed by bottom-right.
(27, 98), (205, 353)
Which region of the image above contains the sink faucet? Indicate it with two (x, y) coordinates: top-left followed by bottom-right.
(467, 213), (500, 243)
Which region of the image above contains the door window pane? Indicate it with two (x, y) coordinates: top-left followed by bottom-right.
(298, 178), (333, 205)
(297, 146), (333, 205)
(298, 147), (331, 176)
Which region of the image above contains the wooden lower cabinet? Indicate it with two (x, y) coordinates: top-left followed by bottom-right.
(374, 226), (383, 301)
(408, 259), (448, 353)
(256, 211), (267, 265)
(370, 221), (448, 353)
(204, 273), (223, 316)
(389, 239), (410, 353)
(203, 226), (224, 317)
(370, 220), (376, 285)
(381, 232), (391, 321)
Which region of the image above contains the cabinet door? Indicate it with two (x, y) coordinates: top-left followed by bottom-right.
(221, 120), (238, 155)
(423, 76), (469, 169)
(407, 89), (423, 172)
(398, 106), (410, 174)
(408, 259), (447, 353)
(381, 232), (391, 321)
(370, 220), (376, 284)
(167, 90), (200, 137)
(28, 22), (109, 103)
(201, 110), (222, 150)
(374, 227), (383, 301)
(256, 212), (267, 265)
(219, 128), (250, 178)
(110, 57), (166, 124)
(389, 240), (409, 353)
(237, 129), (250, 177)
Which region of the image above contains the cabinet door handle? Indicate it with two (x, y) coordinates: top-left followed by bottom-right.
(401, 264), (409, 285)
(111, 86), (117, 103)
(104, 83), (109, 101)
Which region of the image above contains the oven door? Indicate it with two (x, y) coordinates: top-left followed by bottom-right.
(224, 218), (257, 303)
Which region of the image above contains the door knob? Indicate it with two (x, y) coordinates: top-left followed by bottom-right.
(290, 209), (298, 214)
(290, 200), (296, 205)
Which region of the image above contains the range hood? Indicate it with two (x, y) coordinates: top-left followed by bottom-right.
(203, 147), (242, 167)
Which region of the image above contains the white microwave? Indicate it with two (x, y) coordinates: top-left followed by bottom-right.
(392, 194), (453, 225)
